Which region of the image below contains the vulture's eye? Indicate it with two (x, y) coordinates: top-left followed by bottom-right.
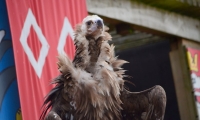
(87, 21), (92, 26)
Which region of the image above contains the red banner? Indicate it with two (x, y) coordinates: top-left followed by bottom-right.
(6, 0), (87, 119)
(187, 48), (200, 76)
(187, 47), (200, 118)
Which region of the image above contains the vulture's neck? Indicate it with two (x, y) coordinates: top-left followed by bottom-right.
(73, 33), (103, 74)
(85, 36), (103, 73)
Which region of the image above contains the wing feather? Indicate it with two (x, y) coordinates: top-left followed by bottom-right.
(121, 85), (166, 120)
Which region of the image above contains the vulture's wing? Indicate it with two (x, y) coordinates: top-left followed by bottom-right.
(40, 75), (73, 120)
(121, 85), (166, 120)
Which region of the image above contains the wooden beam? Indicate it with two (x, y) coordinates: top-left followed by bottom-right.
(86, 0), (200, 42)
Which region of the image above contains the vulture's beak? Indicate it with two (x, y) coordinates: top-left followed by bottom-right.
(97, 20), (103, 29)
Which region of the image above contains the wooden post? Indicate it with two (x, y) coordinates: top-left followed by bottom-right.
(169, 39), (198, 120)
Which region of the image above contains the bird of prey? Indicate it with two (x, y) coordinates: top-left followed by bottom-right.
(40, 15), (166, 120)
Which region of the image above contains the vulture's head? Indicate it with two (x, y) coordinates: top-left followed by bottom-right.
(81, 15), (104, 39)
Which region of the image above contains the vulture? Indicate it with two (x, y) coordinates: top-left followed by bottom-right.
(40, 15), (166, 120)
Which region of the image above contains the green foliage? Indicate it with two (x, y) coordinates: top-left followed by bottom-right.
(131, 0), (200, 20)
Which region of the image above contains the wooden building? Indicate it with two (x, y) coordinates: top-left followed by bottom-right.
(86, 0), (200, 120)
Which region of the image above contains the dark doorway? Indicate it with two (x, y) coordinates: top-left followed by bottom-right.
(117, 40), (180, 120)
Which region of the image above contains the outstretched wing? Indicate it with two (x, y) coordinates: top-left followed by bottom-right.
(121, 85), (166, 120)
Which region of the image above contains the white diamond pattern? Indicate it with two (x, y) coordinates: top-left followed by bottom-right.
(57, 17), (74, 55)
(20, 9), (50, 78)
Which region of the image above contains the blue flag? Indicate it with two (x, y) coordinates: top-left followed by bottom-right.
(0, 0), (21, 119)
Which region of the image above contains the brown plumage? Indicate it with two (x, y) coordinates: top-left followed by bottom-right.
(40, 15), (166, 120)
(121, 86), (166, 120)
